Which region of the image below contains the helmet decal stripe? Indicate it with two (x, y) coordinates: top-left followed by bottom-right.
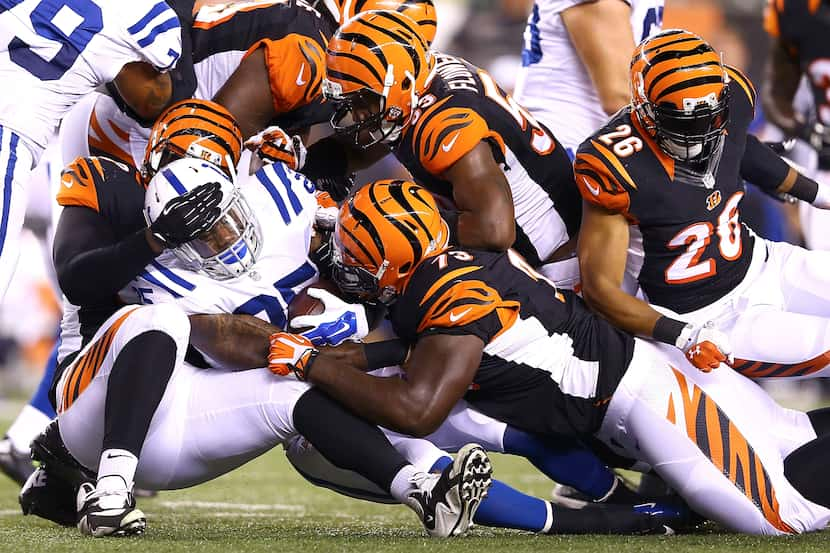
(327, 52), (386, 87)
(341, 223), (382, 266)
(348, 200), (387, 260)
(368, 183), (423, 262)
(388, 183), (431, 237)
(641, 35), (701, 57)
(646, 60), (722, 98)
(338, 31), (391, 69)
(162, 168), (188, 195)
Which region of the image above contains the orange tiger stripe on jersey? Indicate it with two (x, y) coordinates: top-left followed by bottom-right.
(630, 114), (676, 180)
(589, 140), (638, 191)
(669, 368), (795, 534)
(419, 265), (481, 306)
(56, 157), (103, 212)
(415, 107), (490, 174)
(725, 66), (757, 108)
(247, 33), (327, 114)
(192, 1), (278, 30)
(418, 278), (506, 332)
(732, 350), (830, 378)
(59, 308), (138, 413)
(88, 109), (133, 166)
(573, 153), (632, 215)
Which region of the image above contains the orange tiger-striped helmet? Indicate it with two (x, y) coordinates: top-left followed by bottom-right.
(320, 0), (437, 45)
(323, 9), (434, 148)
(630, 29), (729, 168)
(142, 99), (243, 183)
(332, 179), (449, 300)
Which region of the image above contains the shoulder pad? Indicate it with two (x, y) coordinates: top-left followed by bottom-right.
(57, 157), (142, 213)
(411, 100), (490, 174)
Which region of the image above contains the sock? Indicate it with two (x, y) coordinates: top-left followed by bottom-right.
(96, 449), (138, 492)
(428, 455), (554, 532)
(784, 435), (830, 508)
(103, 331), (177, 455)
(6, 405), (51, 453)
(388, 464), (419, 503)
(293, 388), (409, 494)
(503, 426), (615, 499)
(29, 341), (58, 419)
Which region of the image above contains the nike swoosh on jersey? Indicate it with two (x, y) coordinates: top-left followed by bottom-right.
(296, 64), (307, 86)
(441, 131), (461, 152)
(582, 176), (601, 197)
(448, 307), (472, 323)
(61, 177), (72, 189)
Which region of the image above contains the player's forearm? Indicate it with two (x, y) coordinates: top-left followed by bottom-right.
(580, 278), (663, 339)
(761, 43), (803, 136)
(113, 62), (173, 123)
(189, 314), (279, 369)
(308, 348), (439, 437)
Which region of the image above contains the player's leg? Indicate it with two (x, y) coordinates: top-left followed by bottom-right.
(599, 340), (830, 535)
(0, 126), (35, 301)
(728, 240), (830, 378)
(56, 303), (190, 536)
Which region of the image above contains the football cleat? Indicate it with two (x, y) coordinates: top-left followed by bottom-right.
(404, 443), (493, 537)
(77, 482), (146, 537)
(19, 466), (78, 526)
(0, 435), (36, 485)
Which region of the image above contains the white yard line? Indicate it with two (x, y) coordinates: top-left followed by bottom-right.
(0, 509), (22, 516)
(159, 500), (304, 512)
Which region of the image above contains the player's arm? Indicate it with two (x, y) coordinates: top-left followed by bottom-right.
(112, 62), (174, 123)
(443, 142), (516, 251)
(213, 47), (275, 140)
(561, 0), (635, 115)
(762, 38), (804, 137)
(742, 134), (830, 208)
(53, 206), (163, 306)
(271, 332), (482, 437)
(189, 313), (279, 370)
(577, 201), (660, 336)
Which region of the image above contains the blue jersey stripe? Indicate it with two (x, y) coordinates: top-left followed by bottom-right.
(150, 260), (196, 291)
(162, 167), (187, 195)
(256, 170), (291, 224)
(275, 261), (317, 288)
(139, 270), (183, 298)
(128, 2), (170, 35)
(137, 16), (180, 48)
(271, 163), (303, 215)
(0, 127), (18, 258)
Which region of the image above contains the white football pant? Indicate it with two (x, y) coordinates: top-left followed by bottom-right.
(0, 125), (35, 302)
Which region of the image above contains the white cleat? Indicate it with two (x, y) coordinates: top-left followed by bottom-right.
(76, 482), (146, 537)
(405, 443), (493, 537)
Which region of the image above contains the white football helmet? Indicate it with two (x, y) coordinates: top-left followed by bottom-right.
(144, 158), (262, 280)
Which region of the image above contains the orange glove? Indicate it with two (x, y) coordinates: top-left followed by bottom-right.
(244, 126), (306, 170)
(314, 191), (338, 230)
(681, 323), (733, 373)
(268, 332), (318, 380)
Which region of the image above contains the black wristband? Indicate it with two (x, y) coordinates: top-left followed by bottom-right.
(789, 172), (820, 204)
(304, 136), (349, 180)
(364, 340), (409, 370)
(296, 349), (319, 382)
(652, 316), (687, 347)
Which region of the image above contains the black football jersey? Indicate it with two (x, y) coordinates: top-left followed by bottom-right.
(766, 0), (830, 167)
(393, 53), (581, 266)
(191, 0), (335, 132)
(389, 247), (634, 436)
(56, 157), (147, 342)
(574, 66), (759, 314)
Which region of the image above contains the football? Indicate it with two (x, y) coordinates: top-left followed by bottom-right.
(287, 278), (340, 320)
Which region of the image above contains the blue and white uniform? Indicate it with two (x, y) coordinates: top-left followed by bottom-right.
(0, 0), (182, 299)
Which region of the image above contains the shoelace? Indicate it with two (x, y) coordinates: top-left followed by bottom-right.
(408, 471), (439, 502)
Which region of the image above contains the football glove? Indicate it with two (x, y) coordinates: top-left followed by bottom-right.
(290, 288), (369, 346)
(315, 173), (356, 202)
(677, 321), (733, 373)
(314, 191), (339, 230)
(149, 182), (222, 249)
(268, 332), (318, 380)
(244, 126), (307, 170)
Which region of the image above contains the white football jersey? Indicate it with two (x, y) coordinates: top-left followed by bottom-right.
(514, 0), (664, 153)
(119, 162), (319, 366)
(0, 0), (182, 155)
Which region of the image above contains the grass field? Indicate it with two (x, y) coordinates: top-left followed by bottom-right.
(2, 403), (830, 552)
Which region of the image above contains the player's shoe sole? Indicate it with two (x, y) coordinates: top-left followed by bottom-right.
(452, 443), (493, 536)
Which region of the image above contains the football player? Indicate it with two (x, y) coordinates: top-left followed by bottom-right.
(574, 30), (830, 378)
(30, 148), (492, 538)
(0, 0), (189, 302)
(514, 0), (663, 157)
(762, 0), (830, 250)
(269, 178), (830, 535)
(300, 9), (582, 286)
